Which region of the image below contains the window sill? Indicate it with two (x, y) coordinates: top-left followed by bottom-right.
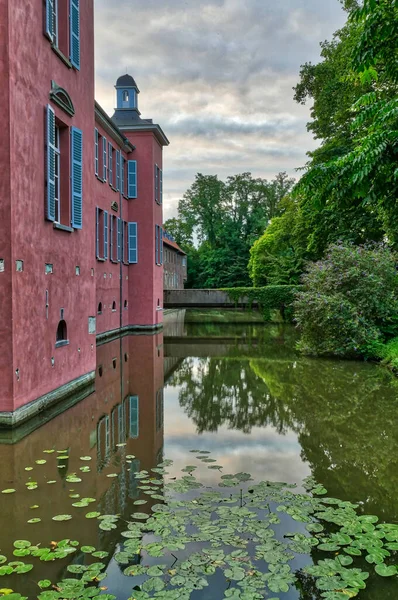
(51, 45), (73, 69)
(97, 257), (106, 262)
(55, 340), (69, 349)
(96, 175), (105, 184)
(156, 307), (163, 312)
(110, 259), (119, 264)
(53, 222), (74, 233)
(110, 185), (119, 193)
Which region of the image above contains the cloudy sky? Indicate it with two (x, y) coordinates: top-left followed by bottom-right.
(95, 0), (346, 220)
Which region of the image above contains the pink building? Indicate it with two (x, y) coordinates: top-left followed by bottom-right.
(0, 0), (168, 428)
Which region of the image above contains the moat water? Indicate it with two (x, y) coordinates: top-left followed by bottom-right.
(1, 320), (398, 599)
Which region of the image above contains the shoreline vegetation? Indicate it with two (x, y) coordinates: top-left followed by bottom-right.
(165, 0), (398, 375)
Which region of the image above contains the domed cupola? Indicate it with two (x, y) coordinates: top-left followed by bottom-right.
(115, 74), (140, 110)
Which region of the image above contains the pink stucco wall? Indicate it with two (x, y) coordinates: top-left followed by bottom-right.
(2, 0), (96, 411)
(0, 0), (14, 410)
(125, 132), (164, 327)
(0, 0), (167, 417)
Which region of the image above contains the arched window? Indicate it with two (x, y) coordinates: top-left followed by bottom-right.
(123, 90), (129, 102)
(55, 320), (68, 347)
(124, 299), (128, 309)
(112, 301), (116, 311)
(98, 302), (102, 314)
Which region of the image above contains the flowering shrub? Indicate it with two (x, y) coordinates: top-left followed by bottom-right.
(293, 243), (398, 357)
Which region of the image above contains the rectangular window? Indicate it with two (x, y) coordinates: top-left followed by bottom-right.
(70, 0), (80, 70)
(118, 402), (126, 444)
(154, 165), (163, 204)
(94, 128), (99, 176)
(128, 160), (137, 198)
(52, 0), (58, 46)
(156, 389), (164, 431)
(123, 220), (129, 264)
(108, 143), (113, 187)
(128, 222), (138, 264)
(155, 225), (159, 265)
(71, 126), (83, 229)
(121, 157), (125, 196)
(104, 210), (108, 260)
(103, 136), (107, 181)
(96, 208), (108, 260)
(116, 150), (120, 191)
(117, 217), (122, 262)
(54, 126), (61, 223)
(154, 164), (159, 203)
(129, 396), (139, 439)
(46, 105), (56, 222)
(155, 225), (163, 265)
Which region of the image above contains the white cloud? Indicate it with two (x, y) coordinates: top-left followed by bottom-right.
(94, 0), (346, 219)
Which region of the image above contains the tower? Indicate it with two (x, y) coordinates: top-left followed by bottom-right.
(115, 74), (140, 111)
(111, 75), (169, 329)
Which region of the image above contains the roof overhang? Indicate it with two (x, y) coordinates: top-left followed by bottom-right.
(118, 123), (170, 147)
(95, 101), (135, 153)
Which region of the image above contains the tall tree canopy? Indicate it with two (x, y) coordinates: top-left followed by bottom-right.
(165, 172), (294, 288)
(250, 0), (398, 286)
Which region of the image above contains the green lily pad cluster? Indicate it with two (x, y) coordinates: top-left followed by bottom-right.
(2, 452), (398, 600)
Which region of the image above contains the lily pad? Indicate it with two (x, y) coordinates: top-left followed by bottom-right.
(52, 514), (72, 521)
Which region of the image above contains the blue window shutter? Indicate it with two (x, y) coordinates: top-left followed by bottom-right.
(70, 0), (80, 70)
(122, 221), (126, 262)
(96, 207), (100, 258)
(155, 225), (159, 265)
(154, 164), (158, 203)
(94, 128), (99, 176)
(104, 210), (108, 260)
(116, 151), (120, 191)
(71, 127), (83, 229)
(121, 158), (125, 196)
(117, 217), (122, 262)
(129, 395), (139, 438)
(108, 143), (113, 186)
(45, 0), (54, 41)
(103, 137), (107, 181)
(160, 169), (163, 204)
(128, 222), (138, 264)
(160, 227), (163, 265)
(110, 216), (114, 260)
(46, 105), (56, 222)
(127, 160), (137, 198)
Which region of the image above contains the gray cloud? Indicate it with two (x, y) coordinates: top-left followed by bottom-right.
(94, 0), (346, 218)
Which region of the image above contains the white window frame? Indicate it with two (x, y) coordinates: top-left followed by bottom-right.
(52, 0), (59, 47)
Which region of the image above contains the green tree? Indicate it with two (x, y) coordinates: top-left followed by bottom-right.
(296, 0), (398, 249)
(163, 217), (193, 248)
(171, 172), (294, 288)
(248, 197), (305, 286)
(293, 243), (398, 358)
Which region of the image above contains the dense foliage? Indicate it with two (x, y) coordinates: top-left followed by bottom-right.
(164, 172), (294, 288)
(249, 0), (398, 288)
(293, 243), (398, 357)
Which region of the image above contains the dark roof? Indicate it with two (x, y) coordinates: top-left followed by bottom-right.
(116, 74), (138, 89)
(111, 108), (170, 146)
(163, 235), (186, 255)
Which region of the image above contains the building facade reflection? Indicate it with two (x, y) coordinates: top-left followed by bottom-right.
(0, 332), (164, 597)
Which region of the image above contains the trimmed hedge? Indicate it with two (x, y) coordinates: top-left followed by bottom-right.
(219, 286), (301, 322)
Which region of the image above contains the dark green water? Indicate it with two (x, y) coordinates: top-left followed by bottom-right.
(1, 321), (398, 599)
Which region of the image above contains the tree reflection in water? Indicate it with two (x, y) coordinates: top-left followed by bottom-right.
(167, 351), (398, 521)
